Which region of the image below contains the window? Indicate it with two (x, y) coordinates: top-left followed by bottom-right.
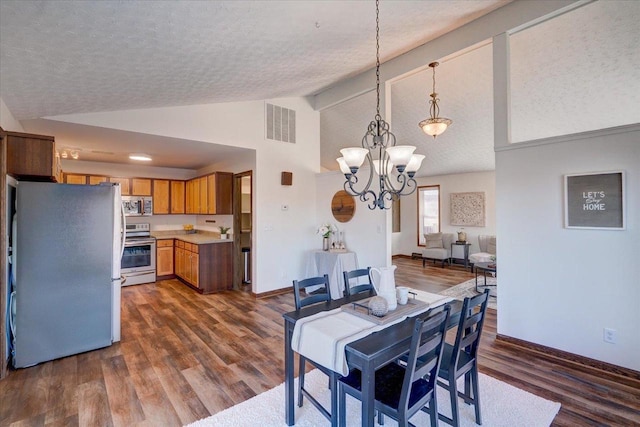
(417, 185), (440, 246)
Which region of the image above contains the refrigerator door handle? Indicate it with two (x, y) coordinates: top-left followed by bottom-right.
(120, 202), (126, 260)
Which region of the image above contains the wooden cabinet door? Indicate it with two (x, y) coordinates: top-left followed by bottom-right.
(157, 243), (174, 276)
(175, 246), (185, 279)
(207, 174), (217, 214)
(88, 176), (108, 185)
(110, 177), (130, 195)
(207, 172), (233, 214)
(198, 176), (208, 214)
(153, 179), (170, 214)
(131, 178), (152, 195)
(185, 179), (194, 214)
(64, 174), (87, 185)
(6, 132), (56, 180)
(170, 180), (185, 214)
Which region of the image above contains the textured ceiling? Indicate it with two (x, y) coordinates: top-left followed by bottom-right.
(0, 0), (509, 120)
(321, 0), (640, 176)
(1, 1), (638, 173)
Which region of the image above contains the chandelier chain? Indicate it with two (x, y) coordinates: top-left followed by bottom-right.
(375, 0), (380, 119)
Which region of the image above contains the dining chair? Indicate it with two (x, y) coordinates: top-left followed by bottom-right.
(338, 306), (451, 427)
(437, 288), (490, 427)
(342, 267), (375, 297)
(292, 274), (338, 424)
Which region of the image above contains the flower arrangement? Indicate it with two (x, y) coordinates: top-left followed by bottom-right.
(317, 223), (335, 238)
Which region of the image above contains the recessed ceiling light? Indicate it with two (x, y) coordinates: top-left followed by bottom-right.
(129, 153), (152, 161)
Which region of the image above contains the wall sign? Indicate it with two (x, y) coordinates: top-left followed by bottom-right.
(331, 190), (356, 223)
(564, 171), (625, 230)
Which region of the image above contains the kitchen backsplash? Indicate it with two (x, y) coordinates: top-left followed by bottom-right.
(127, 214), (234, 233)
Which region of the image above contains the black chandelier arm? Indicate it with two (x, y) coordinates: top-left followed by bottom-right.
(359, 190), (380, 210)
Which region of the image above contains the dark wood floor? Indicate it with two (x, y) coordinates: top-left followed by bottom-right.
(1, 257), (638, 426)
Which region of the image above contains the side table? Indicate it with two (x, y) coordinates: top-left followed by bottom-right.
(450, 241), (472, 269)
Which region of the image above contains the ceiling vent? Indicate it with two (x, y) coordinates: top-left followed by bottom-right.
(266, 103), (296, 143)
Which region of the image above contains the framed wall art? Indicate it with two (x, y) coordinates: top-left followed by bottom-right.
(450, 192), (485, 227)
(564, 171), (625, 230)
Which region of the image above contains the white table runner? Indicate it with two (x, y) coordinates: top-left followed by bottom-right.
(291, 291), (453, 376)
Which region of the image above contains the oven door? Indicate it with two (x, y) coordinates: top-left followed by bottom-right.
(122, 239), (156, 272)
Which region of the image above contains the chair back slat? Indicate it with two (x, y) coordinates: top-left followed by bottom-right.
(293, 274), (331, 310)
(342, 267), (374, 297)
(448, 289), (490, 371)
(399, 306), (450, 413)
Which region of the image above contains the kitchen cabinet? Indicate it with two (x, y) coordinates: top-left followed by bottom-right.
(89, 175), (108, 185)
(132, 178), (152, 196)
(170, 180), (185, 214)
(153, 179), (170, 214)
(207, 172), (233, 214)
(198, 176), (208, 214)
(110, 177), (130, 195)
(156, 239), (174, 277)
(175, 239), (232, 293)
(64, 173), (87, 185)
(5, 131), (59, 182)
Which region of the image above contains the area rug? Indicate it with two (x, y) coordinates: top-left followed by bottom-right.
(440, 277), (497, 310)
(185, 369), (560, 427)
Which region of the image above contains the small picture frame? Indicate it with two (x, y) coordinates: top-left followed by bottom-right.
(564, 171), (625, 230)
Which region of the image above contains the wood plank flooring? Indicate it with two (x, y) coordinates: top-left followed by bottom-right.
(1, 257), (638, 426)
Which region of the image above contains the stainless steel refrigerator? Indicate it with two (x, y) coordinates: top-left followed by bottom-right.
(12, 181), (124, 368)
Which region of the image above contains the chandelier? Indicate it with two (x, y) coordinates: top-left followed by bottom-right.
(336, 0), (424, 210)
(418, 62), (452, 138)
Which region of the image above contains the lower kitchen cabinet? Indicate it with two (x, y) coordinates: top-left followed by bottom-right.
(156, 239), (174, 277)
(175, 239), (232, 293)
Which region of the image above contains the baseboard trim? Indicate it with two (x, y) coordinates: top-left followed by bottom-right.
(496, 334), (640, 381)
(254, 286), (292, 299)
(392, 254), (412, 259)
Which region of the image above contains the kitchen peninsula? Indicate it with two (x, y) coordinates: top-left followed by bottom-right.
(154, 231), (233, 294)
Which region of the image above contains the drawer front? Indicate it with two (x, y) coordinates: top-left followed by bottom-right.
(157, 239), (174, 247)
(176, 240), (185, 248)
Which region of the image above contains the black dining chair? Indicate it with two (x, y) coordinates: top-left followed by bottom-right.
(437, 289), (490, 427)
(292, 274), (338, 424)
(342, 267), (375, 297)
(338, 306), (451, 427)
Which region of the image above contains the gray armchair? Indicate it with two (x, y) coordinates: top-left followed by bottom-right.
(422, 233), (455, 268)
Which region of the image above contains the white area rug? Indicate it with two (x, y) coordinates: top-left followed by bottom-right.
(186, 369), (560, 427)
(440, 277), (497, 310)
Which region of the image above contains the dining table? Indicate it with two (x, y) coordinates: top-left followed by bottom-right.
(282, 291), (463, 427)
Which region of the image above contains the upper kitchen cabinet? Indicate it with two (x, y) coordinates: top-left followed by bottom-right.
(89, 176), (108, 185)
(170, 180), (185, 214)
(109, 177), (130, 195)
(207, 172), (233, 215)
(198, 176), (208, 214)
(64, 173), (87, 185)
(131, 178), (152, 196)
(6, 131), (60, 182)
(153, 179), (170, 214)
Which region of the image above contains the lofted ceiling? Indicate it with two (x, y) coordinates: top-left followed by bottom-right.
(1, 1), (638, 174)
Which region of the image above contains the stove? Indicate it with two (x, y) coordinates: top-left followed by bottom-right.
(122, 223), (156, 286)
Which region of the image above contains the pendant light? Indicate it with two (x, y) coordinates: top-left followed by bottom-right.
(418, 62), (452, 138)
(336, 0), (423, 210)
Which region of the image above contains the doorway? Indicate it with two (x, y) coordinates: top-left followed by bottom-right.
(233, 171), (252, 290)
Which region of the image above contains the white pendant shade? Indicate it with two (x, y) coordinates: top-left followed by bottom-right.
(385, 145), (416, 167)
(419, 119), (451, 137)
(405, 154), (425, 173)
(336, 157), (352, 175)
(340, 147), (369, 168)
(372, 159), (394, 176)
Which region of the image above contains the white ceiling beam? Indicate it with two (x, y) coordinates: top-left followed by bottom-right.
(313, 0), (586, 111)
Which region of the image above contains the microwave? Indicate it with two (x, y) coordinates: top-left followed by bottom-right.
(122, 196), (153, 216)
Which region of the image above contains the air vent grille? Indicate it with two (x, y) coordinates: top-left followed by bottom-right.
(266, 103), (296, 143)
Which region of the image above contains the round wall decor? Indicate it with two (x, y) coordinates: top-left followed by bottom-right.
(331, 190), (356, 223)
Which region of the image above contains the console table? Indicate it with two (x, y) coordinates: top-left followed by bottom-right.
(450, 241), (472, 269)
(304, 250), (359, 299)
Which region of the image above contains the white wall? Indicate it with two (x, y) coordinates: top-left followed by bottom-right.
(46, 97), (321, 294)
(315, 171), (388, 270)
(0, 97), (24, 132)
(496, 125), (640, 371)
(394, 171), (496, 257)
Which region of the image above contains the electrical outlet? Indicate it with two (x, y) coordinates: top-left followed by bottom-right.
(603, 328), (617, 344)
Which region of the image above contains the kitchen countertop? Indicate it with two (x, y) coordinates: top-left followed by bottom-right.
(152, 231), (232, 245)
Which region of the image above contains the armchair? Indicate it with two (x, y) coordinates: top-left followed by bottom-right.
(469, 235), (496, 270)
(422, 233), (455, 268)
